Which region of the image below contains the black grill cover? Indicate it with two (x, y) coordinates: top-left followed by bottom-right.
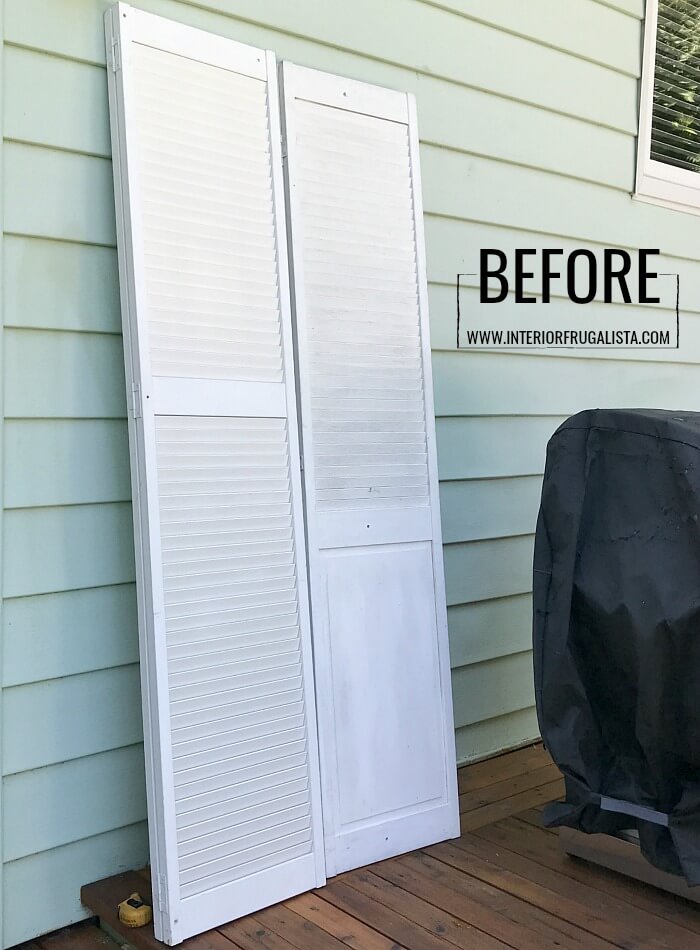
(534, 408), (700, 884)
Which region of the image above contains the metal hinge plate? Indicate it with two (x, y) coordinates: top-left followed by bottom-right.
(110, 36), (121, 73)
(128, 383), (142, 420)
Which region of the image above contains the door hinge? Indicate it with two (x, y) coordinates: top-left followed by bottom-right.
(157, 873), (168, 909)
(109, 35), (121, 73)
(281, 131), (287, 161)
(128, 383), (142, 420)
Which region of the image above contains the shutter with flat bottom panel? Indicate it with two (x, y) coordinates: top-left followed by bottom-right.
(280, 64), (460, 875)
(105, 7), (325, 942)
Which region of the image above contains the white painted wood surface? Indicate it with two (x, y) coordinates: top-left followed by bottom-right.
(281, 62), (460, 875)
(104, 6), (325, 943)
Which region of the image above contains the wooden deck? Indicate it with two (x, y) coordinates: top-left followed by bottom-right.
(17, 920), (120, 950)
(79, 743), (700, 950)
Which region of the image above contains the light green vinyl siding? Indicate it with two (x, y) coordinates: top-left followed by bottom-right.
(1, 0), (696, 944)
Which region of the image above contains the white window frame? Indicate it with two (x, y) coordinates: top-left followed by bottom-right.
(635, 0), (700, 216)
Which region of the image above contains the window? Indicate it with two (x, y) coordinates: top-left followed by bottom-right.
(636, 0), (700, 214)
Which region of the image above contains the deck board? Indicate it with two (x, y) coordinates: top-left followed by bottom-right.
(80, 742), (700, 950)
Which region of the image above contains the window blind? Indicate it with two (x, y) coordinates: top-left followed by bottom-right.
(651, 0), (700, 174)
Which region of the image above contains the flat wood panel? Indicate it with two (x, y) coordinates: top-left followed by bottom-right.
(4, 329), (126, 419)
(3, 665), (143, 774)
(4, 0), (637, 131)
(322, 545), (446, 824)
(452, 651), (535, 729)
(4, 823), (148, 949)
(5, 420), (130, 508)
(3, 502), (134, 598)
(3, 45), (110, 156)
(3, 142), (114, 244)
(444, 534), (534, 606)
(3, 236), (120, 333)
(436, 416), (559, 480)
(3, 584), (138, 687)
(3, 744), (146, 861)
(597, 0), (643, 14)
(434, 351), (700, 418)
(448, 594), (533, 668)
(440, 476), (541, 543)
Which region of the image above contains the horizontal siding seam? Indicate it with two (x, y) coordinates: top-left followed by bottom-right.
(3, 415), (127, 423)
(1, 818), (147, 867)
(2, 580), (135, 605)
(1, 660), (140, 703)
(452, 646), (533, 674)
(1, 38), (104, 69)
(3, 323), (122, 338)
(450, 587), (533, 608)
(459, 701), (537, 727)
(444, 531), (535, 547)
(2, 578), (135, 599)
(437, 280), (689, 317)
(457, 698), (536, 730)
(2, 230), (117, 251)
(419, 139), (635, 195)
(448, 590), (532, 609)
(439, 472), (543, 483)
(437, 412), (565, 421)
(3, 655), (139, 690)
(436, 347), (700, 367)
(2, 135), (110, 162)
(4, 500), (131, 515)
(590, 0), (643, 19)
(1, 741), (144, 779)
(3, 137), (111, 165)
(424, 214), (700, 269)
(4, 496), (131, 512)
(435, 411), (569, 420)
(2, 230), (116, 251)
(414, 0), (640, 78)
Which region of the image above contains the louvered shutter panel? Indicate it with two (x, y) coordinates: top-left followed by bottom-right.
(281, 64), (460, 874)
(105, 7), (325, 943)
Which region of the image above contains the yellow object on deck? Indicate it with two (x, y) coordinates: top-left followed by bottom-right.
(117, 893), (152, 928)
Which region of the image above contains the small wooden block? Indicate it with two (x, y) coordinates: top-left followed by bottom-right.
(560, 826), (700, 904)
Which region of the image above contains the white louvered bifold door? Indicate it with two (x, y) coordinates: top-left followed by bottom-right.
(281, 64), (460, 875)
(105, 8), (325, 943)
